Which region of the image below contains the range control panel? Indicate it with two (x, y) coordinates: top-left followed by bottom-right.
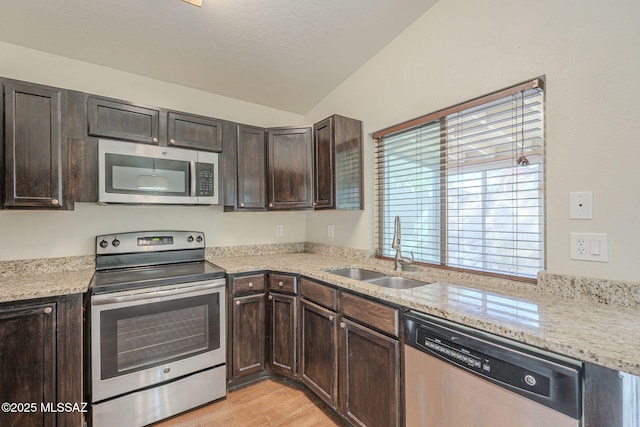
(96, 231), (205, 255)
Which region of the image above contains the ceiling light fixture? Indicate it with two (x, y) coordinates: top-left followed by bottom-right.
(181, 0), (203, 7)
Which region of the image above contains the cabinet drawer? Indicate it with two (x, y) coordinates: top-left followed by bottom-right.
(231, 274), (266, 295)
(269, 274), (297, 294)
(341, 293), (399, 337)
(300, 278), (338, 311)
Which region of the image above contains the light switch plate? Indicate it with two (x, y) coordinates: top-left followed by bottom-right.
(569, 192), (593, 219)
(570, 233), (608, 262)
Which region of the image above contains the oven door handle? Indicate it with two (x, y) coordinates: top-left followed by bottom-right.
(91, 282), (224, 305)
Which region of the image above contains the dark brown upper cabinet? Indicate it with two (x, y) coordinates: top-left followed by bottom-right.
(237, 124), (267, 210)
(3, 81), (66, 208)
(87, 96), (223, 152)
(267, 126), (313, 210)
(167, 111), (223, 152)
(88, 96), (160, 145)
(313, 115), (363, 210)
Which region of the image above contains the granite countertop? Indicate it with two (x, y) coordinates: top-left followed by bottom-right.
(210, 252), (640, 377)
(0, 255), (94, 303)
(1, 250), (638, 377)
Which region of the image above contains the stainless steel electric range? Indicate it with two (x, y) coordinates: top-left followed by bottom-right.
(86, 230), (226, 427)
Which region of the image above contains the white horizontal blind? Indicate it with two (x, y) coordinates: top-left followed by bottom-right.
(375, 83), (544, 279)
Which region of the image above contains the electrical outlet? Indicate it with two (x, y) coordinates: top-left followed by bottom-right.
(570, 233), (608, 262)
(275, 224), (284, 238)
(327, 224), (335, 238)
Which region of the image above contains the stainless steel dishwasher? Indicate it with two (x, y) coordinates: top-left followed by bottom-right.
(404, 311), (583, 427)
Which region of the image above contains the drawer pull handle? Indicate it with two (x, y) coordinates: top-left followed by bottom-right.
(269, 295), (273, 300)
(340, 322), (346, 329)
(169, 139), (176, 145)
(329, 315), (334, 322)
(240, 202), (245, 208)
(44, 307), (53, 314)
(278, 281), (284, 287)
(235, 300), (240, 305)
(248, 282), (253, 288)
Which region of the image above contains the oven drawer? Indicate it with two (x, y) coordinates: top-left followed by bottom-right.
(232, 273), (266, 295)
(268, 273), (297, 294)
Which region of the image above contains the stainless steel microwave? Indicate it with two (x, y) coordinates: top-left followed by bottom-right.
(98, 139), (219, 205)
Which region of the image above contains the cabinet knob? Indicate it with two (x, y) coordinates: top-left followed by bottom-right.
(268, 295), (273, 300)
(235, 300), (240, 305)
(269, 203), (273, 208)
(169, 139), (176, 145)
(278, 281), (283, 287)
(240, 202), (245, 208)
(152, 137), (159, 143)
(248, 282), (253, 288)
(44, 307), (53, 314)
(329, 315), (335, 322)
(51, 199), (59, 206)
(340, 322), (346, 329)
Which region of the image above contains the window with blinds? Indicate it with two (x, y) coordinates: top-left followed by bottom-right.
(374, 78), (544, 279)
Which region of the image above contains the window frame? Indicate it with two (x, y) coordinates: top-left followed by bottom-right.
(373, 78), (545, 283)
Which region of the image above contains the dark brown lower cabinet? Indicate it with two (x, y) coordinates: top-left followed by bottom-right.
(300, 299), (339, 407)
(231, 293), (266, 379)
(340, 317), (401, 427)
(0, 294), (82, 427)
(267, 292), (297, 377)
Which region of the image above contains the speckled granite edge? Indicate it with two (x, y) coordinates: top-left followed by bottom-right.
(303, 242), (372, 261)
(205, 242), (305, 258)
(0, 255), (94, 276)
(538, 271), (640, 309)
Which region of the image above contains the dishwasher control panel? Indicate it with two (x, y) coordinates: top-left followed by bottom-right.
(415, 327), (550, 397)
(404, 311), (583, 420)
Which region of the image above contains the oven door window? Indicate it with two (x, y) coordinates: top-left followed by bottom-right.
(99, 293), (220, 379)
(105, 153), (190, 196)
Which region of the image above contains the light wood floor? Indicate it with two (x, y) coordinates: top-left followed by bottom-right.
(152, 377), (348, 427)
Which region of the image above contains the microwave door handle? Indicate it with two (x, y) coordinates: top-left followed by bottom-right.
(91, 282), (224, 305)
(190, 160), (197, 197)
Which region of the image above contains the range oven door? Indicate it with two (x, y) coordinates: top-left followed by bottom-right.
(90, 279), (225, 403)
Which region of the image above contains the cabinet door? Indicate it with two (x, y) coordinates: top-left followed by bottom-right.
(340, 318), (400, 427)
(333, 115), (363, 210)
(231, 293), (265, 379)
(167, 111), (223, 152)
(267, 126), (313, 210)
(313, 117), (334, 209)
(237, 125), (266, 209)
(268, 292), (297, 377)
(0, 302), (56, 427)
(300, 298), (339, 408)
(88, 96), (160, 144)
(4, 82), (64, 208)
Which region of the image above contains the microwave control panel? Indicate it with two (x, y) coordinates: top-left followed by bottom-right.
(195, 163), (215, 197)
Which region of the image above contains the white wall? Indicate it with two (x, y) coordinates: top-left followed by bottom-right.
(305, 0), (640, 282)
(0, 42), (307, 260)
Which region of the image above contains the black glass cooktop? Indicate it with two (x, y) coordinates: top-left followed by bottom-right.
(90, 261), (225, 294)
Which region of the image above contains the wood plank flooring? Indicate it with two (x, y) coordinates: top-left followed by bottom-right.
(152, 377), (348, 427)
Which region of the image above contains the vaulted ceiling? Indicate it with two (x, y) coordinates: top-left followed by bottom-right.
(0, 0), (439, 113)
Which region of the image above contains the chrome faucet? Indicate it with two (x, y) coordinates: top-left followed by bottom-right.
(391, 216), (414, 271)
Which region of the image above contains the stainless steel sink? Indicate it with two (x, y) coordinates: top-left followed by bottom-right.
(329, 268), (430, 289)
(366, 276), (430, 289)
(329, 268), (386, 281)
